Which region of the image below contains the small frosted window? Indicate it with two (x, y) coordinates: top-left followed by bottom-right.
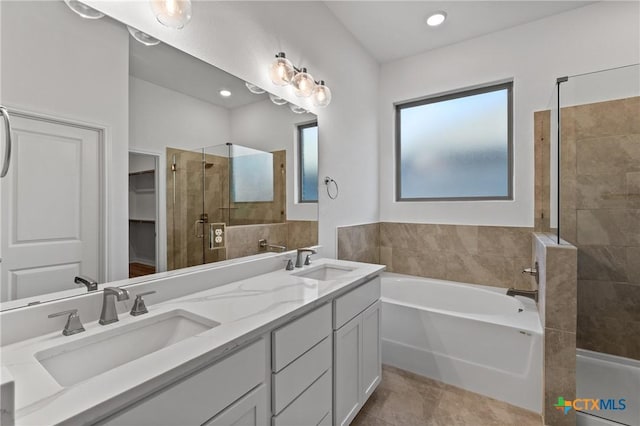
(299, 123), (318, 202)
(231, 148), (274, 202)
(396, 83), (512, 200)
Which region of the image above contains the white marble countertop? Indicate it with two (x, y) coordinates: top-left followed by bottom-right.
(1, 258), (384, 426)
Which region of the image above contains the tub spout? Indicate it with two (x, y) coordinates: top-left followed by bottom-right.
(507, 288), (538, 303)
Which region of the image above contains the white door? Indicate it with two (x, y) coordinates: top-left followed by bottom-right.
(1, 113), (102, 302)
(361, 301), (382, 401)
(333, 314), (362, 426)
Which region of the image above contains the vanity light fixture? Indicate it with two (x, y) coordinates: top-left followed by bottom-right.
(312, 81), (332, 108)
(127, 26), (161, 46)
(426, 11), (447, 27)
(64, 0), (104, 19)
(289, 103), (308, 114)
(150, 0), (192, 29)
(269, 93), (288, 106)
(245, 82), (266, 94)
(269, 52), (332, 106)
(219, 89), (232, 98)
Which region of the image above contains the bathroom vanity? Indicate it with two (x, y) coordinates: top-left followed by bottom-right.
(0, 257), (384, 426)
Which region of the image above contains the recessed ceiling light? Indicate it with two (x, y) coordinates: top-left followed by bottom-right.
(219, 89), (232, 97)
(426, 11), (447, 27)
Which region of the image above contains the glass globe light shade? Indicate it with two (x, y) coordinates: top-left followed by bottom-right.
(269, 93), (288, 106)
(269, 53), (294, 86)
(312, 81), (332, 107)
(289, 103), (307, 114)
(64, 0), (104, 19)
(245, 82), (266, 94)
(127, 26), (161, 46)
(292, 68), (315, 97)
(150, 0), (192, 29)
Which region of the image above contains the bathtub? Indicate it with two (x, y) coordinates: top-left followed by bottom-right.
(381, 272), (543, 413)
(576, 349), (640, 426)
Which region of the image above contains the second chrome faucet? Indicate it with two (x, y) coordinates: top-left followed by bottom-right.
(99, 287), (130, 325)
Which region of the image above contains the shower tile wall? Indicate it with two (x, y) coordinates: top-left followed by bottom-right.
(558, 97), (640, 360)
(535, 233), (577, 426)
(338, 223), (535, 290)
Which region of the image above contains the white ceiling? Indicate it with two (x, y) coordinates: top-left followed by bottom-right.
(129, 39), (268, 109)
(325, 1), (596, 63)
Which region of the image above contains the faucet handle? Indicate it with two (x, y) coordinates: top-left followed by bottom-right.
(48, 309), (85, 336)
(130, 291), (156, 316)
(285, 258), (294, 271)
(304, 254), (312, 266)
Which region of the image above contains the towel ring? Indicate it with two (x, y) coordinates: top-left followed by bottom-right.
(324, 176), (339, 200)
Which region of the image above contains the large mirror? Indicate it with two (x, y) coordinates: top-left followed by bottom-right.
(0, 1), (318, 309)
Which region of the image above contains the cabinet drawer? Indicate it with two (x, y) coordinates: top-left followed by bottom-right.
(333, 277), (380, 329)
(203, 384), (267, 426)
(101, 339), (266, 426)
(272, 337), (331, 414)
(272, 304), (331, 372)
(272, 369), (332, 426)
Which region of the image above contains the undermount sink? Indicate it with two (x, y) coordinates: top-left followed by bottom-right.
(293, 264), (355, 281)
(35, 310), (219, 387)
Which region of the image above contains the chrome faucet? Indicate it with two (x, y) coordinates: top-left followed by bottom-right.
(295, 248), (317, 268)
(75, 275), (98, 292)
(99, 287), (130, 325)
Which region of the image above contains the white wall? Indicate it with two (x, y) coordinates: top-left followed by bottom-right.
(229, 99), (318, 221)
(129, 76), (231, 152)
(379, 1), (640, 227)
(85, 0), (380, 258)
(0, 1), (129, 281)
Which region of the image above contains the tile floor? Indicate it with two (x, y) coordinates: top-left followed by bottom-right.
(353, 365), (543, 426)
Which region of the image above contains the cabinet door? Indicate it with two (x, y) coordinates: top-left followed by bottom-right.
(361, 301), (381, 401)
(333, 315), (362, 426)
(204, 384), (267, 426)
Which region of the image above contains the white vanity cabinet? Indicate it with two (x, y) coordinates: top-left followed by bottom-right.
(333, 277), (382, 426)
(99, 339), (268, 426)
(271, 303), (333, 426)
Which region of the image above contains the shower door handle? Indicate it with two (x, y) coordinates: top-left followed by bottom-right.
(0, 106), (13, 178)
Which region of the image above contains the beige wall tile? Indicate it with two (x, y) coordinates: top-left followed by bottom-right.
(626, 246), (640, 284)
(578, 246), (628, 282)
(390, 247), (447, 280)
(544, 328), (576, 426)
(546, 245), (578, 333)
(337, 223), (380, 264)
(286, 220), (318, 250)
(576, 174), (628, 209)
(577, 134), (640, 176)
(477, 227), (532, 259)
(576, 209), (640, 246)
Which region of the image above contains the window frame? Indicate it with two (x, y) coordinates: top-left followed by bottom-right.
(297, 120), (319, 203)
(395, 81), (514, 202)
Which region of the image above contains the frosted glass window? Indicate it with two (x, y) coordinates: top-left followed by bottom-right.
(396, 83), (513, 200)
(299, 122), (318, 202)
(231, 147), (274, 202)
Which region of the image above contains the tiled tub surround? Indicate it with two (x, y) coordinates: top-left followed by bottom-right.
(534, 233), (577, 426)
(535, 96), (640, 360)
(338, 222), (536, 290)
(0, 257), (384, 425)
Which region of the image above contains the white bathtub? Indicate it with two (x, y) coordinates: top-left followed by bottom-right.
(576, 349), (640, 426)
(381, 272), (543, 413)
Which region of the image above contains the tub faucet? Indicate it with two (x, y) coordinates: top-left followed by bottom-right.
(99, 287), (130, 325)
(295, 248), (317, 268)
(75, 275), (98, 292)
(506, 288), (538, 303)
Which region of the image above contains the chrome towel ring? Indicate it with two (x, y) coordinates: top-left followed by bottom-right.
(324, 176), (339, 199)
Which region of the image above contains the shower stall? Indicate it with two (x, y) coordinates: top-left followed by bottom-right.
(166, 143), (285, 271)
(551, 64), (640, 426)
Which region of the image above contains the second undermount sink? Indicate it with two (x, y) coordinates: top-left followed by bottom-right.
(293, 264), (355, 281)
(35, 309), (219, 387)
